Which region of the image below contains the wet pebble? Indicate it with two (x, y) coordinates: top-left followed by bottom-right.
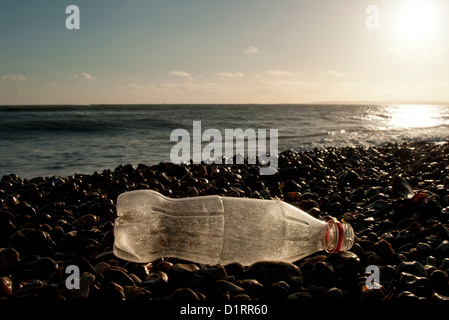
(0, 276), (13, 296)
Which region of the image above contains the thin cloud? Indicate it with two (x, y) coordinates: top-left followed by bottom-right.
(265, 70), (296, 77)
(321, 70), (350, 77)
(169, 71), (192, 78)
(216, 72), (244, 78)
(244, 46), (259, 55)
(70, 72), (95, 79)
(2, 75), (26, 81)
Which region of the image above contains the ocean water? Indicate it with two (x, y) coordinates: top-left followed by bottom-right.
(0, 104), (448, 179)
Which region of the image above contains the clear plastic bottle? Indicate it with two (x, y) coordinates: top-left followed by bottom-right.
(113, 190), (354, 265)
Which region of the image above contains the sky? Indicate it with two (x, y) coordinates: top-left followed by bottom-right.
(1, 0), (449, 105)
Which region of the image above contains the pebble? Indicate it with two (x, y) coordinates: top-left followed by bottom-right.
(23, 256), (59, 280)
(143, 271), (169, 296)
(397, 261), (428, 277)
(324, 287), (345, 301)
(430, 269), (448, 293)
(94, 261), (110, 275)
(168, 287), (199, 300)
(72, 214), (100, 230)
(324, 251), (361, 278)
(0, 276), (13, 296)
(435, 240), (449, 258)
(396, 290), (420, 301)
(286, 291), (314, 300)
(1, 141), (449, 302)
(224, 261), (245, 278)
(245, 261), (303, 289)
(124, 286), (152, 301)
(0, 247), (20, 272)
(235, 279), (263, 297)
(96, 281), (126, 300)
(71, 272), (96, 299)
(102, 266), (135, 287)
(440, 258), (449, 271)
(211, 279), (246, 298)
(192, 264), (227, 286)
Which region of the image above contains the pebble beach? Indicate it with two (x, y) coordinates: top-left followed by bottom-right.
(1, 141), (449, 307)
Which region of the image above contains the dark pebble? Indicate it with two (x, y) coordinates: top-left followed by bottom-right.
(263, 281), (290, 299)
(398, 261), (428, 277)
(430, 269), (449, 293)
(0, 276), (13, 296)
(71, 272), (96, 299)
(286, 291), (314, 300)
(396, 290), (420, 301)
(306, 261), (336, 288)
(324, 287), (345, 301)
(71, 214), (99, 230)
(143, 271), (169, 296)
(0, 247), (20, 273)
(102, 266), (135, 287)
(224, 262), (245, 278)
(211, 279), (246, 298)
(235, 279), (263, 297)
(2, 141), (449, 302)
(124, 286), (152, 301)
(8, 228), (55, 256)
(96, 281), (126, 300)
(192, 264), (227, 286)
(245, 261), (303, 289)
(324, 251), (361, 278)
(168, 287), (199, 300)
(23, 256), (59, 280)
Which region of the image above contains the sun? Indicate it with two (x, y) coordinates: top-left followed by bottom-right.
(397, 3), (437, 39)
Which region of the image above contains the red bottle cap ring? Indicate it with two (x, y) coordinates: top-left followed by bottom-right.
(326, 219), (345, 253)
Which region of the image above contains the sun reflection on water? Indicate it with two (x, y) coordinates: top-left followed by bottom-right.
(386, 104), (443, 129)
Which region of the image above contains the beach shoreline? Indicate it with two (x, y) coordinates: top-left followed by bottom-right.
(1, 141), (449, 302)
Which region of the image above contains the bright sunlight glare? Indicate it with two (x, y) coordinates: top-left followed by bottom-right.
(397, 3), (437, 39)
(388, 105), (440, 129)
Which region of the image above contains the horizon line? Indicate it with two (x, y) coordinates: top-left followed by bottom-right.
(1, 100), (449, 107)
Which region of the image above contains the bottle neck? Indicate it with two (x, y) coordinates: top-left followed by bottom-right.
(323, 218), (354, 253)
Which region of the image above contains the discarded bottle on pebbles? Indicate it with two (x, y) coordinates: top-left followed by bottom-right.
(113, 190), (354, 265)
